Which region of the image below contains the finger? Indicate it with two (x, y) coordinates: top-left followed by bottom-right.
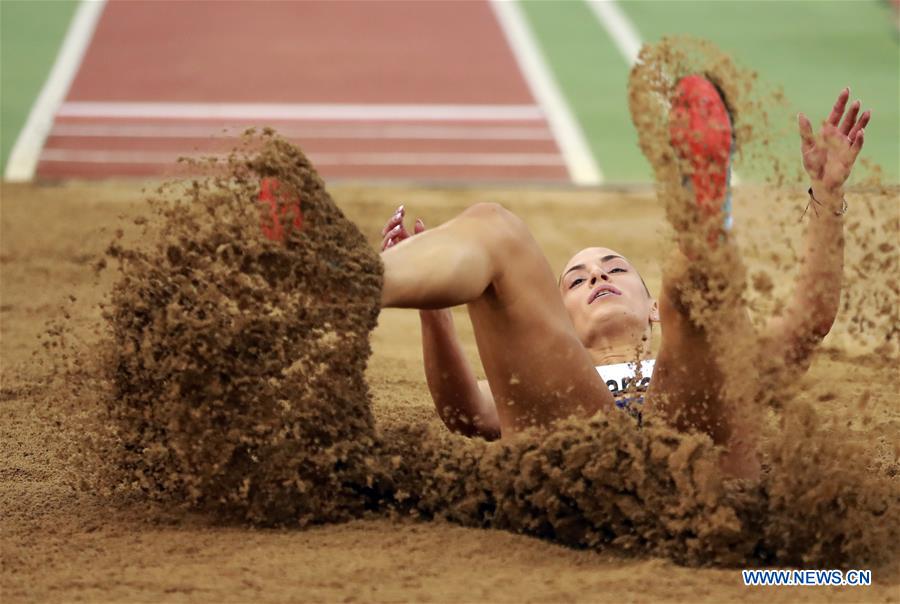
(413, 218), (425, 234)
(385, 230), (405, 249)
(389, 223), (407, 239)
(850, 129), (864, 163)
(826, 87), (849, 126)
(838, 100), (860, 135)
(385, 231), (409, 249)
(381, 207), (407, 235)
(382, 223), (403, 246)
(798, 113), (815, 150)
(822, 122), (844, 152)
(393, 224), (412, 245)
(381, 213), (401, 235)
(848, 110), (870, 140)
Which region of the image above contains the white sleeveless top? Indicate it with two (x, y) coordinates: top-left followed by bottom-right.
(596, 359), (655, 416)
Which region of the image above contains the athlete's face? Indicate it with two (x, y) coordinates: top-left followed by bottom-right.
(559, 247), (659, 345)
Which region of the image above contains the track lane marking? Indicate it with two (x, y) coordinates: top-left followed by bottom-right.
(586, 0), (741, 184)
(490, 0), (602, 185)
(49, 123), (554, 141)
(5, 0), (107, 182)
(586, 0), (642, 65)
(56, 102), (544, 121)
(39, 149), (566, 166)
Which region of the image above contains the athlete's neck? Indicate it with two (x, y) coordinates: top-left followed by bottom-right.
(586, 334), (653, 366)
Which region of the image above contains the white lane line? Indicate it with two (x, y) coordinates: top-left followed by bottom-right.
(490, 0), (602, 185)
(586, 0), (741, 185)
(49, 123), (554, 141)
(56, 102), (544, 122)
(4, 0), (107, 182)
(586, 0), (642, 65)
(39, 149), (566, 167)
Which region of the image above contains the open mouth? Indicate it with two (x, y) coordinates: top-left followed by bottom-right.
(588, 284), (622, 304)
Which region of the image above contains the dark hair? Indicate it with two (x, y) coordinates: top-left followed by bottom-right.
(637, 273), (652, 298)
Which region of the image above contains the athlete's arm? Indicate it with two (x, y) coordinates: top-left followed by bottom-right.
(762, 88), (869, 370)
(420, 310), (500, 439)
(381, 207), (500, 439)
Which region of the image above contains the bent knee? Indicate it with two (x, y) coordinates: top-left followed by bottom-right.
(462, 202), (533, 252)
(462, 202), (520, 227)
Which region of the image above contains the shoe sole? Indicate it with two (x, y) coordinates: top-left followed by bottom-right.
(669, 75), (734, 232)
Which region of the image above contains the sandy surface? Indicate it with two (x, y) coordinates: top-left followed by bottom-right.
(2, 180), (898, 603)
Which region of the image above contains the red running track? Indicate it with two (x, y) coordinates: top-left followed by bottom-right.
(36, 0), (569, 183)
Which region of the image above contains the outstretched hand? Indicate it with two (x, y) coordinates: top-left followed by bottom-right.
(798, 88), (870, 197)
(381, 205), (425, 251)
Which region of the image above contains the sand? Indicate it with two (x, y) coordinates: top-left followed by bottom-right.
(3, 37), (898, 602)
(2, 175), (898, 602)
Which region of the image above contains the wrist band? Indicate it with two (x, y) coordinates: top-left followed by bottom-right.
(803, 186), (848, 219)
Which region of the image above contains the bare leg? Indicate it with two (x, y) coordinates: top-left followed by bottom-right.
(647, 247), (761, 479)
(637, 74), (763, 479)
(381, 203), (615, 433)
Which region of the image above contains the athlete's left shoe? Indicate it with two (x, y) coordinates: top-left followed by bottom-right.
(668, 75), (734, 236)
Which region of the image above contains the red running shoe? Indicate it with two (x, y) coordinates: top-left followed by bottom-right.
(258, 177), (303, 242)
(669, 75), (733, 232)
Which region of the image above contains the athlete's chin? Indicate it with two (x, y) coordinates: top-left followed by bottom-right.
(583, 302), (646, 329)
(587, 297), (635, 315)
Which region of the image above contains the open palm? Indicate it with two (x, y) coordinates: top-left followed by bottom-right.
(798, 88), (869, 193)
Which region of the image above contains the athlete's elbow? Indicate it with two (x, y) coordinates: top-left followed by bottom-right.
(812, 302), (838, 340)
(801, 300), (838, 340)
(440, 410), (500, 440)
(448, 420), (499, 441)
(781, 315), (833, 365)
(811, 319), (834, 340)
(474, 423), (501, 441)
(809, 308), (838, 340)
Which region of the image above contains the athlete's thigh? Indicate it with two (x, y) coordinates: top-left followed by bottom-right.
(645, 309), (725, 437)
(646, 280), (756, 444)
(463, 208), (613, 433)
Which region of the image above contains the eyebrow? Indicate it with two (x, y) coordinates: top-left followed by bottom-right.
(561, 254), (625, 279)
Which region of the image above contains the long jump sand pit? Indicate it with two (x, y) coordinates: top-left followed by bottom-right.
(2, 162), (898, 601)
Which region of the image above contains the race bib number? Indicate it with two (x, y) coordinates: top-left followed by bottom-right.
(596, 360), (655, 416)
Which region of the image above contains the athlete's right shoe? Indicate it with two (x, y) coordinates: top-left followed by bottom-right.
(668, 75), (734, 235)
